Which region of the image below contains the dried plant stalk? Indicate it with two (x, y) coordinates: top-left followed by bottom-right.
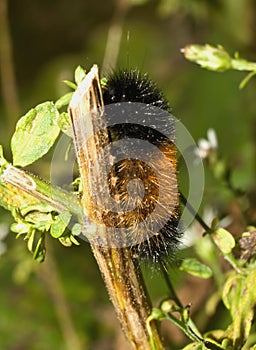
(68, 65), (164, 349)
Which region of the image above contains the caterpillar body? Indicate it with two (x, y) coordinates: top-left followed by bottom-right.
(69, 65), (182, 264)
(102, 70), (181, 263)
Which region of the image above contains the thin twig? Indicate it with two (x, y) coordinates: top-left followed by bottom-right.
(159, 261), (183, 308)
(180, 192), (211, 233)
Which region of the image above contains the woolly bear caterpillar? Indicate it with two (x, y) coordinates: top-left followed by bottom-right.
(69, 65), (181, 264)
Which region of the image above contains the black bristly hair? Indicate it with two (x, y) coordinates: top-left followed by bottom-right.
(103, 69), (170, 111)
(102, 69), (182, 265)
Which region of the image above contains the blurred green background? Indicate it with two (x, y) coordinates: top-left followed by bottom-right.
(0, 0), (256, 349)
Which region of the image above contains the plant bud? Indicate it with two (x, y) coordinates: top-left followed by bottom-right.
(182, 44), (232, 72)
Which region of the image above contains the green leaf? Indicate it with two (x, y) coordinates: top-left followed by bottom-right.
(74, 65), (86, 85)
(11, 222), (31, 235)
(63, 80), (77, 89)
(182, 343), (204, 350)
(182, 44), (232, 72)
(212, 228), (235, 254)
(25, 211), (53, 231)
(101, 77), (108, 88)
(223, 269), (256, 348)
(71, 223), (82, 236)
(19, 203), (54, 217)
(11, 102), (60, 167)
(70, 234), (80, 245)
(55, 92), (73, 110)
(56, 111), (72, 136)
(32, 232), (46, 262)
(222, 274), (243, 312)
(179, 258), (212, 279)
(50, 211), (72, 238)
(59, 236), (73, 247)
(211, 217), (219, 230)
(26, 229), (46, 262)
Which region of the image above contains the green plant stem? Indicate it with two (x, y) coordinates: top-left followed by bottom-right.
(164, 312), (202, 343)
(223, 253), (244, 275)
(1, 164), (83, 221)
(159, 262), (211, 346)
(180, 191), (245, 275)
(159, 261), (183, 308)
(231, 58), (256, 72)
